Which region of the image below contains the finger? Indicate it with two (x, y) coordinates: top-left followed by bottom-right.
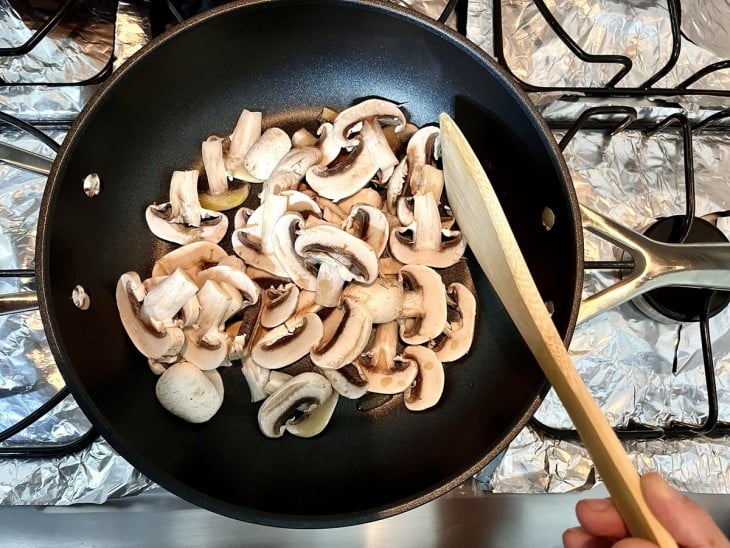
(575, 497), (631, 539)
(641, 472), (730, 548)
(562, 526), (617, 548)
(612, 539), (660, 548)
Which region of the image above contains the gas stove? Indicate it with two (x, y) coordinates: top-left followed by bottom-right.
(0, 0), (729, 545)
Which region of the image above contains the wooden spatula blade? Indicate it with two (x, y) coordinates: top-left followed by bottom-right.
(439, 112), (676, 548)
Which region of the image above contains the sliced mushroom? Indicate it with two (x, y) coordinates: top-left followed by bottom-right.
(385, 157), (407, 214)
(318, 363), (369, 399)
(251, 312), (324, 369)
(342, 275), (403, 323)
(257, 371), (333, 438)
(342, 203), (389, 257)
(405, 125), (441, 197)
(430, 282), (477, 363)
(403, 345), (444, 411)
(116, 271), (187, 360)
(315, 122), (341, 166)
(389, 193), (466, 269)
(260, 283), (300, 328)
(196, 264), (260, 309)
(332, 98), (407, 149)
(286, 390), (339, 438)
(264, 371), (293, 395)
(139, 268), (199, 333)
(271, 212), (319, 291)
(305, 140), (379, 202)
(291, 127), (318, 148)
(311, 298), (372, 369)
(360, 119), (398, 183)
(337, 187), (383, 212)
(294, 224), (379, 307)
(200, 136), (250, 211)
(156, 361), (224, 423)
(242, 127), (292, 182)
(280, 189), (322, 218)
(397, 264), (447, 345)
(146, 170), (228, 245)
(241, 354), (271, 402)
(263, 146), (322, 196)
(355, 321), (418, 394)
(151, 241), (227, 278)
(181, 280), (232, 370)
(232, 193), (290, 277)
(383, 122), (419, 158)
(226, 109), (262, 180)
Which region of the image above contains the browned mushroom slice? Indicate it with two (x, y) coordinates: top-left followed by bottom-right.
(331, 98), (407, 149)
(294, 224), (379, 307)
(311, 298), (372, 369)
(397, 264), (447, 345)
(389, 193), (467, 269)
(257, 371), (333, 438)
(430, 282), (477, 363)
(356, 321), (418, 394)
(403, 346), (444, 411)
(251, 312), (324, 369)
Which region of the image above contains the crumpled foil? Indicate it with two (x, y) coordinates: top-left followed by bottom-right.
(467, 0), (730, 494)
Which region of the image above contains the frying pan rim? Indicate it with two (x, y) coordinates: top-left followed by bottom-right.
(35, 0), (584, 528)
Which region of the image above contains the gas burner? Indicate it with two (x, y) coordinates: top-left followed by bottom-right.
(633, 216), (730, 323)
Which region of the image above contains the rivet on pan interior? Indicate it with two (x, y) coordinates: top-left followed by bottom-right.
(83, 173), (101, 197)
(72, 285), (91, 310)
(544, 300), (555, 317)
(541, 207), (555, 231)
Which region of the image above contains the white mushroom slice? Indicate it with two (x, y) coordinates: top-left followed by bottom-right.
(287, 289), (321, 325)
(251, 312), (323, 369)
(263, 146), (322, 196)
(271, 213), (319, 292)
(146, 170), (228, 245)
(280, 190), (322, 218)
(257, 371), (333, 438)
(294, 224), (379, 307)
(337, 187), (383, 213)
(180, 294), (201, 328)
(319, 363), (369, 399)
(139, 268), (199, 332)
(430, 282), (477, 363)
(286, 390), (339, 438)
(342, 204), (389, 257)
(332, 98), (407, 149)
(226, 109), (262, 180)
(311, 298), (372, 369)
(196, 264), (260, 310)
(406, 125), (441, 198)
(355, 321), (418, 394)
(225, 321), (247, 361)
(403, 346), (444, 411)
(385, 157), (407, 214)
(264, 371), (293, 395)
(148, 357), (171, 376)
(242, 354), (271, 402)
(291, 127), (318, 148)
(151, 241), (227, 277)
(389, 193), (467, 269)
(232, 193), (290, 277)
(218, 254), (246, 270)
(200, 136), (250, 212)
(417, 164), (444, 201)
(378, 254), (406, 277)
(342, 275), (403, 323)
(361, 119), (399, 181)
(316, 122), (341, 166)
(156, 361), (223, 423)
(305, 140), (379, 202)
(316, 196), (348, 224)
(243, 127), (292, 182)
(181, 280), (232, 370)
(260, 283), (300, 328)
(397, 264), (447, 345)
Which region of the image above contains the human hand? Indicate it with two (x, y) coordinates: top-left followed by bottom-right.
(563, 472), (730, 547)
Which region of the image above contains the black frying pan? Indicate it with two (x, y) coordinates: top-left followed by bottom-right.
(27, 0), (583, 527)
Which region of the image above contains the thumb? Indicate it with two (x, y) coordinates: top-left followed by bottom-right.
(640, 472), (729, 548)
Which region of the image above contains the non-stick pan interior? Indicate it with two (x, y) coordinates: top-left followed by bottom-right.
(38, 0), (581, 527)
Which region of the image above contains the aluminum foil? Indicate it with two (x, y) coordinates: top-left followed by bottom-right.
(466, 0), (730, 494)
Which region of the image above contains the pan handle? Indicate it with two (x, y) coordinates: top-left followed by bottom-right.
(0, 292), (38, 315)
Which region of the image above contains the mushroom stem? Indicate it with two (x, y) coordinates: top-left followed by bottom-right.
(139, 268), (199, 330)
(169, 170), (202, 227)
(227, 109), (262, 178)
(315, 262), (346, 307)
(400, 290), (424, 320)
(411, 194), (441, 251)
(192, 280), (232, 347)
(371, 321), (399, 369)
(202, 137), (229, 196)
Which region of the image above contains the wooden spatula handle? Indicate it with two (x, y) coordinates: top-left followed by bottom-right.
(439, 113), (677, 548)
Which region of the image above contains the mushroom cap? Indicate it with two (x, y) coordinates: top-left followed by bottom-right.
(311, 298), (373, 369)
(242, 127), (292, 182)
(260, 283), (300, 328)
(257, 371), (333, 438)
(146, 204), (229, 245)
(286, 390), (339, 438)
(152, 241), (227, 277)
(294, 224), (379, 285)
(359, 357), (418, 395)
(251, 312), (324, 369)
(305, 141), (379, 202)
(397, 264), (447, 345)
(403, 346), (444, 412)
(319, 363), (369, 399)
(432, 282), (477, 363)
(342, 276), (403, 324)
(264, 146), (322, 195)
(155, 362), (224, 423)
(332, 98), (407, 149)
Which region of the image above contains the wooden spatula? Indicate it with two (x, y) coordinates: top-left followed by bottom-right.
(439, 113), (676, 547)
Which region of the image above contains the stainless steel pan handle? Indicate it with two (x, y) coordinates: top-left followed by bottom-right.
(0, 291), (38, 315)
(578, 205), (730, 324)
(0, 142), (53, 175)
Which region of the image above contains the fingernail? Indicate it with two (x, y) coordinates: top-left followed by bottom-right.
(583, 497), (613, 512)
